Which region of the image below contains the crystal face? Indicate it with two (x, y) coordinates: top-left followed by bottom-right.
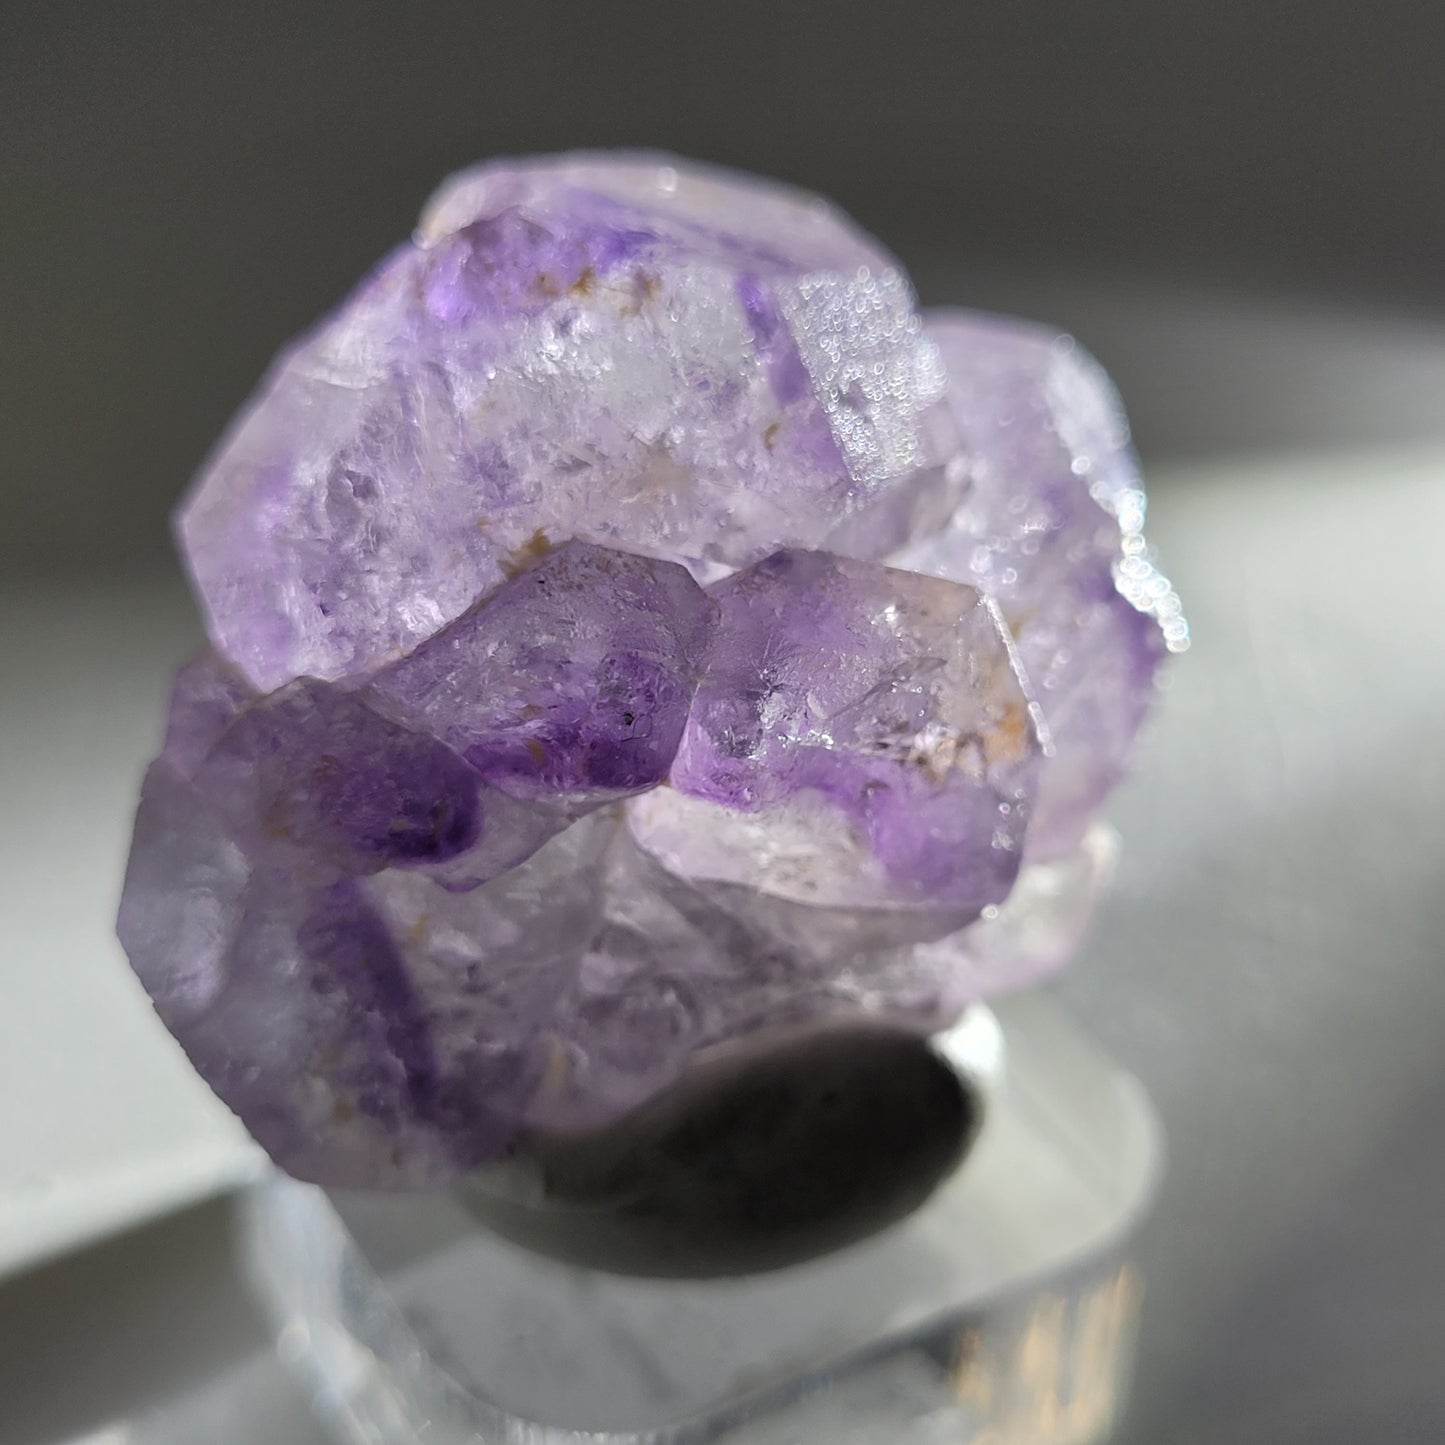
(120, 153), (1183, 1187)
(366, 540), (713, 805)
(629, 549), (1040, 915)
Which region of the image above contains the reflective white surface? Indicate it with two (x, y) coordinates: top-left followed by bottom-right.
(0, 588), (259, 1281)
(1062, 441), (1445, 1443)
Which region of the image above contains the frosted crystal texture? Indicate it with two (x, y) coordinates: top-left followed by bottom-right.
(120, 153), (1182, 1187)
(890, 313), (1184, 857)
(180, 153), (942, 692)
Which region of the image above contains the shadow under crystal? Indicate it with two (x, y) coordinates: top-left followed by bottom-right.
(458, 1027), (982, 1277)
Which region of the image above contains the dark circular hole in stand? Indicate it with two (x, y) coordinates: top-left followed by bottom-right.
(461, 1028), (983, 1278)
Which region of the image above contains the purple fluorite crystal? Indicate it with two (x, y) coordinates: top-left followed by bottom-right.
(178, 155), (939, 693)
(365, 540), (712, 804)
(119, 153), (1184, 1187)
(629, 549), (1040, 914)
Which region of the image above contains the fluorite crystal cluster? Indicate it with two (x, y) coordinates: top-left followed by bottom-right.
(118, 154), (1184, 1188)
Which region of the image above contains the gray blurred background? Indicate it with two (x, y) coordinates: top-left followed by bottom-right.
(6, 0), (1445, 584)
(3, 4), (1444, 1443)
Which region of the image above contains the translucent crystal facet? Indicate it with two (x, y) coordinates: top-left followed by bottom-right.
(119, 154), (1182, 1186)
(364, 540), (713, 805)
(629, 549), (1040, 915)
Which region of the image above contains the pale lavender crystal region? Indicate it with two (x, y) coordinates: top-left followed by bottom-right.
(888, 312), (1185, 857)
(119, 152), (1184, 1188)
(179, 154), (939, 693)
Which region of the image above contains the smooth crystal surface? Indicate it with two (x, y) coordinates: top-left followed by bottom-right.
(120, 152), (1182, 1186)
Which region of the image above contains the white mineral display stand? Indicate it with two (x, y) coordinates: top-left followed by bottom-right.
(244, 992), (1160, 1443)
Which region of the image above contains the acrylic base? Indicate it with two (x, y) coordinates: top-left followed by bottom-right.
(242, 993), (1161, 1443)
